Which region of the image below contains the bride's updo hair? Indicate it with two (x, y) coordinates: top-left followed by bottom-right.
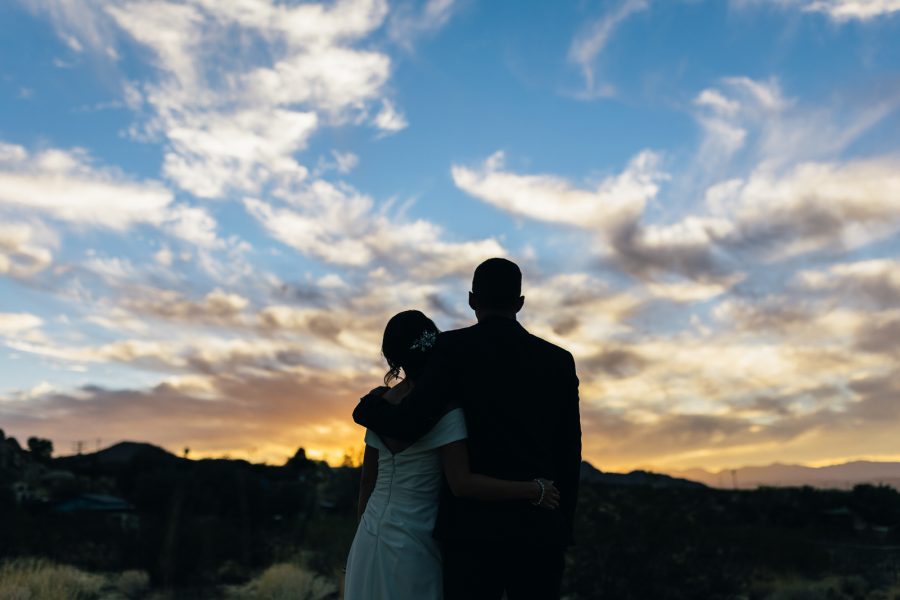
(382, 310), (439, 385)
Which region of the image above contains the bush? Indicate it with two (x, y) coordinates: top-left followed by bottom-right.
(230, 563), (336, 600)
(116, 569), (150, 598)
(0, 558), (105, 600)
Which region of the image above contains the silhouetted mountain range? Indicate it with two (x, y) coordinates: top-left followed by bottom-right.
(42, 441), (900, 491)
(55, 441), (183, 469)
(669, 461), (900, 489)
(579, 462), (706, 488)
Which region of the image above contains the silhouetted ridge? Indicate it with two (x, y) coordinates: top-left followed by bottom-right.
(669, 460), (900, 489)
(55, 441), (182, 470)
(580, 461), (706, 489)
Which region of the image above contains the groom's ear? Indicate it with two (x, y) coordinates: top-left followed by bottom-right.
(468, 291), (478, 311)
(514, 295), (525, 313)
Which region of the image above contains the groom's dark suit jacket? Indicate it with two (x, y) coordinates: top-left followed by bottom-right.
(353, 315), (581, 547)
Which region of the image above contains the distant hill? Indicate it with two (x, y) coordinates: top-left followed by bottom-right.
(54, 441), (183, 469)
(580, 461), (706, 489)
(668, 461), (900, 490)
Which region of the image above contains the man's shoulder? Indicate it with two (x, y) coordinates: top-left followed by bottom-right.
(437, 324), (478, 343)
(524, 330), (575, 366)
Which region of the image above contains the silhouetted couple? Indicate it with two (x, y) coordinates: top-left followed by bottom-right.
(344, 258), (582, 600)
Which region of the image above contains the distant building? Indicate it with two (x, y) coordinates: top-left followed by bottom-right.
(54, 493), (139, 532)
(54, 493), (133, 513)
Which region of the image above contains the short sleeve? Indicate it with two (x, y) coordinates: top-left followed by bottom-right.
(414, 408), (467, 452)
(364, 429), (388, 452)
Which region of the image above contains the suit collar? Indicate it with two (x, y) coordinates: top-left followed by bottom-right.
(476, 315), (527, 334)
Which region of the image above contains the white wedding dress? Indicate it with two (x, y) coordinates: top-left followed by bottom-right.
(344, 408), (467, 600)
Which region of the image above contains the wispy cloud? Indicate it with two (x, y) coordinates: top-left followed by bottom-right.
(0, 142), (172, 231)
(0, 141), (223, 249)
(452, 150), (664, 230)
(373, 99), (409, 134)
(736, 0), (900, 21)
(0, 312), (43, 335)
(807, 0), (900, 20)
(0, 221), (55, 278)
(388, 0), (460, 50)
(568, 0), (649, 98)
(245, 178), (504, 276)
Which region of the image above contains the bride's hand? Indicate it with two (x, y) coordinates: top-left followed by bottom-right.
(365, 386), (390, 398)
(535, 478), (560, 510)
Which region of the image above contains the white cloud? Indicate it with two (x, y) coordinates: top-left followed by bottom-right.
(388, 0), (460, 50)
(0, 143), (173, 231)
(0, 141), (223, 249)
(568, 0), (649, 98)
(374, 99), (409, 133)
(124, 287), (249, 322)
(720, 158), (900, 260)
(29, 0), (401, 198)
(452, 150), (664, 230)
(164, 204), (221, 249)
(244, 192), (375, 267)
(692, 77), (789, 165)
(689, 75), (899, 176)
(246, 178), (505, 277)
(161, 109), (318, 199)
(695, 89), (741, 117)
(607, 156), (900, 276)
(736, 0), (900, 21)
(797, 258), (900, 308)
(0, 313), (44, 335)
(453, 136), (900, 283)
(802, 0), (900, 20)
(331, 151), (359, 174)
(0, 222), (54, 277)
(21, 0), (118, 58)
(451, 150), (745, 283)
(154, 245), (173, 267)
(22, 381), (56, 400)
(99, 0), (394, 197)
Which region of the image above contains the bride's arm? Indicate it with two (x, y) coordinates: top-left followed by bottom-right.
(357, 445), (378, 521)
(439, 441), (559, 508)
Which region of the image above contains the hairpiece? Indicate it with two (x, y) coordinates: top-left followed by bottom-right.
(409, 330), (437, 352)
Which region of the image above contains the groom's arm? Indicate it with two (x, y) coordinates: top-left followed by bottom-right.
(554, 351), (582, 544)
(352, 335), (453, 441)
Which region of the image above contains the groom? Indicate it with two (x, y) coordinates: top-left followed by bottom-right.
(353, 258), (581, 600)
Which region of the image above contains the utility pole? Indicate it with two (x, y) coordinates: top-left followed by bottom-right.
(72, 440), (84, 455)
(731, 469), (738, 490)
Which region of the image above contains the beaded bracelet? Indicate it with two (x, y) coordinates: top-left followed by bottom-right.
(531, 478), (545, 506)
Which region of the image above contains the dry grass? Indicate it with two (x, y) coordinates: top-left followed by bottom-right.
(115, 570), (150, 598)
(0, 558), (105, 600)
(752, 574), (900, 600)
(229, 563), (336, 600)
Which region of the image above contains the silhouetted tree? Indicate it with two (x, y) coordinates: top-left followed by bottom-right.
(285, 447), (313, 472)
(27, 437), (53, 462)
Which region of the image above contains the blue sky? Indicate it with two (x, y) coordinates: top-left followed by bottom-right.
(1, 0), (899, 470)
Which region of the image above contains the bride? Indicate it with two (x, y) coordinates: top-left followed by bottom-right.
(344, 310), (559, 600)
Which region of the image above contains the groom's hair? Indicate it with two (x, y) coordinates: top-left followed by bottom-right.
(472, 258), (522, 309)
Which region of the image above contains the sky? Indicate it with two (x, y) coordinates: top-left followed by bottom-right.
(1, 0), (899, 472)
